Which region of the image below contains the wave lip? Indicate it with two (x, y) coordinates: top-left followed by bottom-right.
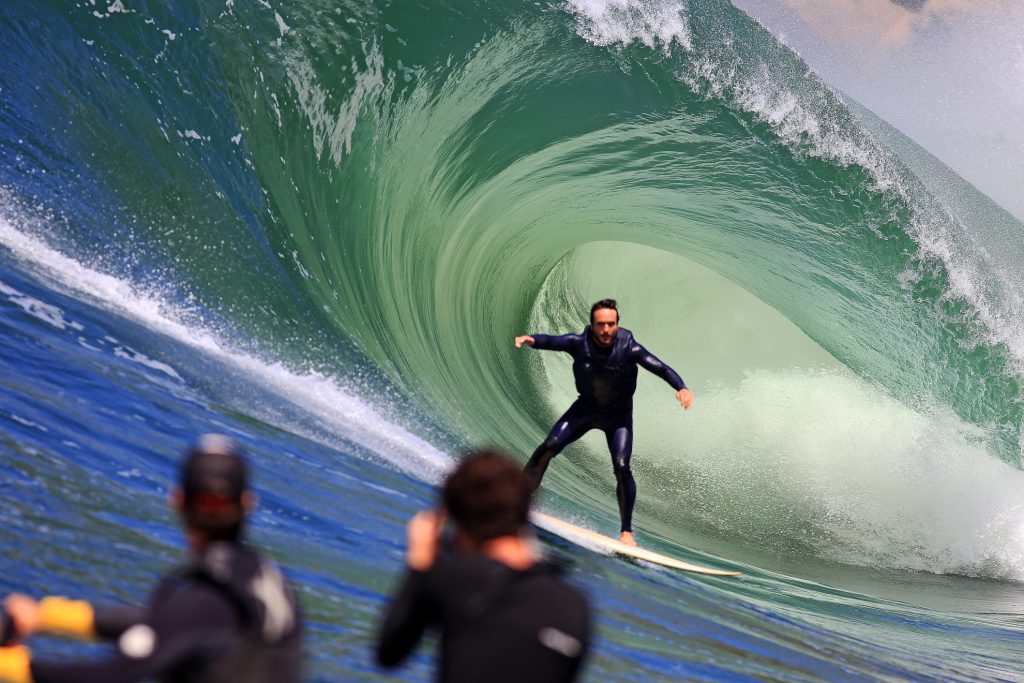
(567, 0), (692, 52)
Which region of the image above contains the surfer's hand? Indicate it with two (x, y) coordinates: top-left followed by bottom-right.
(406, 510), (445, 571)
(676, 388), (693, 410)
(514, 335), (535, 348)
(3, 596), (39, 639)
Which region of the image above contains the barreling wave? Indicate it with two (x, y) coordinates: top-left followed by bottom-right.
(2, 0), (1023, 578)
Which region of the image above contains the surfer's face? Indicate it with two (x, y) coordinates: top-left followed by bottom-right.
(592, 308), (619, 347)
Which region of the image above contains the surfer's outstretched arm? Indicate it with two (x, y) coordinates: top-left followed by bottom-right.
(515, 333), (583, 353)
(632, 343), (693, 409)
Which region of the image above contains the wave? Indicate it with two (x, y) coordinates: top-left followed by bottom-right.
(3, 0), (1023, 578)
(0, 210), (450, 482)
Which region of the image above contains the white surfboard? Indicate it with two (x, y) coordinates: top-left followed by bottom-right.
(532, 511), (741, 577)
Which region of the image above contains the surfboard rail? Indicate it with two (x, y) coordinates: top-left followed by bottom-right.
(532, 512), (741, 577)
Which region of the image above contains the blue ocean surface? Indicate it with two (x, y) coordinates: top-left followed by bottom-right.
(2, 0), (1023, 681)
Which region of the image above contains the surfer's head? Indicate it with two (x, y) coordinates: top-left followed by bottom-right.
(174, 434), (254, 544)
(442, 449), (531, 542)
(590, 298), (619, 347)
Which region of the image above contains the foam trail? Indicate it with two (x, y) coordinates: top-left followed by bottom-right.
(0, 216), (451, 482)
(0, 279), (86, 331)
(659, 369), (1024, 579)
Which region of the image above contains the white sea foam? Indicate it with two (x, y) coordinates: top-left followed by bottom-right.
(566, 0), (691, 52)
(274, 12), (290, 37)
(683, 57), (896, 190)
(9, 414), (49, 432)
(564, 1), (896, 183)
(0, 216), (450, 482)
(284, 42), (385, 166)
(905, 207), (1024, 378)
(0, 279), (85, 331)
(112, 345), (184, 382)
(641, 368), (1024, 580)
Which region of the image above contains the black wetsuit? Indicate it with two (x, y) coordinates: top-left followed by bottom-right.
(377, 553), (590, 683)
(524, 326), (686, 532)
(30, 542), (302, 683)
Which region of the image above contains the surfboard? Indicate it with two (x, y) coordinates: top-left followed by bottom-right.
(532, 511), (741, 577)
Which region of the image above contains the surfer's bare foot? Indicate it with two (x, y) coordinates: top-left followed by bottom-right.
(619, 531), (637, 547)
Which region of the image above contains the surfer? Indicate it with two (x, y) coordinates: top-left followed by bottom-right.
(515, 299), (692, 546)
(0, 435), (302, 683)
(376, 449), (591, 683)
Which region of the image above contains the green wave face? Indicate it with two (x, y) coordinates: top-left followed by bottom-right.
(11, 0), (1024, 577)
(246, 0), (1024, 577)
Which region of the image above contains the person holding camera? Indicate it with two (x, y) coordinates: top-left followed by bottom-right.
(376, 449), (591, 683)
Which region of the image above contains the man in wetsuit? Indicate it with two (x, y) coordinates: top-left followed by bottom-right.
(0, 434), (302, 683)
(515, 298), (692, 546)
(376, 450), (591, 683)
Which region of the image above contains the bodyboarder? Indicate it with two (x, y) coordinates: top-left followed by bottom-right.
(514, 299), (692, 546)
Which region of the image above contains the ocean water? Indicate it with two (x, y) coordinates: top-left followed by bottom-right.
(1, 0), (1023, 680)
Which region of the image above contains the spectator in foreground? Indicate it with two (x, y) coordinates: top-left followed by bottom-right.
(377, 449), (591, 683)
(0, 434), (302, 683)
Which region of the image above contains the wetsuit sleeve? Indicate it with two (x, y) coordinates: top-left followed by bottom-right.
(633, 343), (686, 390)
(36, 599), (145, 641)
(529, 333), (582, 354)
(376, 569), (439, 668)
(29, 583), (238, 683)
(92, 607), (147, 640)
